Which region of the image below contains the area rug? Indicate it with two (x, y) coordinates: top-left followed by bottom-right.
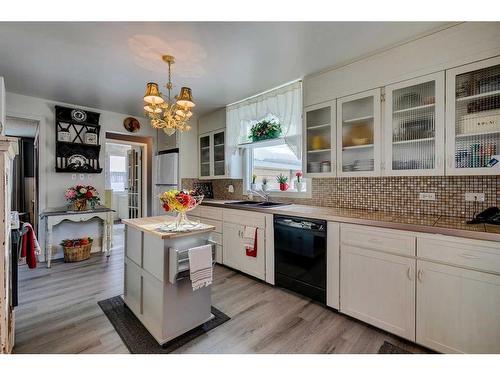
(378, 341), (412, 354)
(98, 295), (230, 354)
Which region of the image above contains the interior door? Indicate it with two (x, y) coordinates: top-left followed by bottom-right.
(127, 146), (142, 219)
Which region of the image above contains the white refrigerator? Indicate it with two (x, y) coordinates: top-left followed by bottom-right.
(153, 152), (179, 216)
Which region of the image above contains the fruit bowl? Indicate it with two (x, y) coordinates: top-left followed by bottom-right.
(158, 190), (204, 231)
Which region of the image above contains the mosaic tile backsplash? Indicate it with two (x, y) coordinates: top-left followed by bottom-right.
(182, 176), (500, 218)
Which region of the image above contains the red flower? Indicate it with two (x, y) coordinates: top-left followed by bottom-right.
(162, 203), (170, 212)
(85, 191), (93, 198)
(176, 193), (190, 207)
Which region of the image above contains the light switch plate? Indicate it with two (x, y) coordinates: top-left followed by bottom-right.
(465, 192), (485, 202)
(419, 192), (436, 201)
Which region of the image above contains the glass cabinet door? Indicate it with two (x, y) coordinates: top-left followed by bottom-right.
(385, 72), (445, 175)
(304, 101), (335, 176)
(446, 57), (500, 175)
(199, 134), (211, 177)
(213, 130), (226, 176)
(337, 89), (381, 176)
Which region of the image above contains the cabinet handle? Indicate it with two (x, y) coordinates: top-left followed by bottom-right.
(417, 269), (423, 282)
(407, 266), (413, 281)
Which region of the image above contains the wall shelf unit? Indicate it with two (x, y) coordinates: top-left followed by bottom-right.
(55, 105), (102, 173)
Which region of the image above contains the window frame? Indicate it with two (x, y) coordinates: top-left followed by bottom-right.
(242, 138), (311, 199)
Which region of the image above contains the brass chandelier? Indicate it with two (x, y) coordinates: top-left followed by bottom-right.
(143, 55), (195, 136)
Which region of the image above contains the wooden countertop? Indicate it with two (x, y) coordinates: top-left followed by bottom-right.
(122, 215), (215, 239)
(201, 200), (500, 242)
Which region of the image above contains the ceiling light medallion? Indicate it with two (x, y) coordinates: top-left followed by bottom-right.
(143, 55), (195, 136)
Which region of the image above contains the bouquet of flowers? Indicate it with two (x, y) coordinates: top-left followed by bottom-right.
(65, 185), (100, 211)
(159, 189), (204, 231)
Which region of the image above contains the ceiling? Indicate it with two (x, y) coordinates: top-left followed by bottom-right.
(0, 22), (450, 117)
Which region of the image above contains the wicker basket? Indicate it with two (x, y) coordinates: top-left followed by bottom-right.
(63, 243), (92, 262)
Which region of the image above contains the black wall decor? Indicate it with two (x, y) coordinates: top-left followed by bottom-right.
(55, 105), (103, 173)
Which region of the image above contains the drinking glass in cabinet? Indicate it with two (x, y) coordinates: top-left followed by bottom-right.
(391, 80), (436, 171)
(454, 64), (500, 169)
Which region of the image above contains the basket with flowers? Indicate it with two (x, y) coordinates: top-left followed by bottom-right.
(60, 237), (93, 262)
(65, 185), (100, 211)
(159, 189), (204, 231)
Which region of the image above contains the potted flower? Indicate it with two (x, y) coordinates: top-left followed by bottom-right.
(60, 237), (93, 262)
(251, 173), (257, 191)
(295, 171), (303, 192)
(65, 185), (100, 211)
(261, 177), (269, 192)
(276, 174), (289, 191)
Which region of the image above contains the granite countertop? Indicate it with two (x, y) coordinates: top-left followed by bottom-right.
(201, 200), (500, 242)
(40, 205), (114, 217)
(122, 215), (215, 239)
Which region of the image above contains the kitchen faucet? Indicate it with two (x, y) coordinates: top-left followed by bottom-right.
(248, 188), (271, 202)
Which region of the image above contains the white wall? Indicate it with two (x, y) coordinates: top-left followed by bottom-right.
(304, 22), (500, 107)
(5, 92), (157, 260)
(0, 77), (5, 136)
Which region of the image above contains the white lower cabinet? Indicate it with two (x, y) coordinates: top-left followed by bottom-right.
(222, 221), (265, 280)
(340, 244), (416, 340)
(416, 260), (500, 353)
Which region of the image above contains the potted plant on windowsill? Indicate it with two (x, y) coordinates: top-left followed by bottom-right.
(295, 171), (303, 192)
(276, 174), (289, 191)
(261, 177), (269, 192)
(249, 120), (282, 142)
(251, 173), (257, 191)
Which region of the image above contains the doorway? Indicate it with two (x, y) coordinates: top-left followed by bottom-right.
(105, 140), (147, 222)
(5, 116), (40, 233)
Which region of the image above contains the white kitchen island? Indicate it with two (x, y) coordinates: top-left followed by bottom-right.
(122, 216), (216, 345)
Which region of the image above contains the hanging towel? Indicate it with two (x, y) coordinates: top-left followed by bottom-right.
(188, 244), (213, 291)
(243, 226), (258, 258)
(20, 223), (40, 269)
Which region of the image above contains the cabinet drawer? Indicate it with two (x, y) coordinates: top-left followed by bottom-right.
(200, 218), (222, 233)
(199, 206), (223, 220)
(223, 208), (266, 229)
(341, 224), (415, 257)
(418, 236), (500, 274)
(189, 206), (202, 217)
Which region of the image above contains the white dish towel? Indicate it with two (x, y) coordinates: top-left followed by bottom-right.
(188, 244), (213, 291)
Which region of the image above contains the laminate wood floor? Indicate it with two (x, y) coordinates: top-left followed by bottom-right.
(14, 224), (429, 354)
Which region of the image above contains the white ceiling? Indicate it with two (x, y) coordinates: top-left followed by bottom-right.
(0, 22), (449, 117)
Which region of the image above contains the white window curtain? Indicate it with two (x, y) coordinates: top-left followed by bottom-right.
(226, 81), (302, 158)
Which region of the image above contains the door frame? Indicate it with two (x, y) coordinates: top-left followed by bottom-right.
(105, 132), (152, 217)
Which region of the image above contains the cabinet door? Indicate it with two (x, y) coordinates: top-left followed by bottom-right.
(212, 130), (226, 177)
(446, 56), (500, 175)
(416, 260), (500, 353)
(303, 101), (336, 177)
(222, 222), (241, 270)
(340, 245), (416, 340)
(384, 72), (445, 176)
(337, 89), (381, 177)
(199, 133), (211, 178)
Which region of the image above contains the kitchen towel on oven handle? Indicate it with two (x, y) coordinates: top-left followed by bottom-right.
(243, 226), (257, 257)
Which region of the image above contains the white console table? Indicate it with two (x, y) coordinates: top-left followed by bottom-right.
(40, 206), (114, 268)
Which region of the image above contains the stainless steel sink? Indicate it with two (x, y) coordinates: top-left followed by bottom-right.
(224, 201), (290, 208)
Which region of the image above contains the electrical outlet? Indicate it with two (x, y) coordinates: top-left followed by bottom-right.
(419, 192), (436, 201)
(465, 192), (485, 202)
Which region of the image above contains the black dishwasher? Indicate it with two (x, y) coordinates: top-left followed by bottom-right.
(274, 215), (327, 303)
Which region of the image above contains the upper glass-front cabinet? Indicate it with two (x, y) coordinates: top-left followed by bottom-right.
(384, 72), (445, 176)
(303, 100), (336, 177)
(199, 129), (227, 179)
(446, 56), (500, 175)
(337, 89), (381, 177)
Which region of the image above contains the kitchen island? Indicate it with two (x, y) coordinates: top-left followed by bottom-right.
(121, 215), (215, 345)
